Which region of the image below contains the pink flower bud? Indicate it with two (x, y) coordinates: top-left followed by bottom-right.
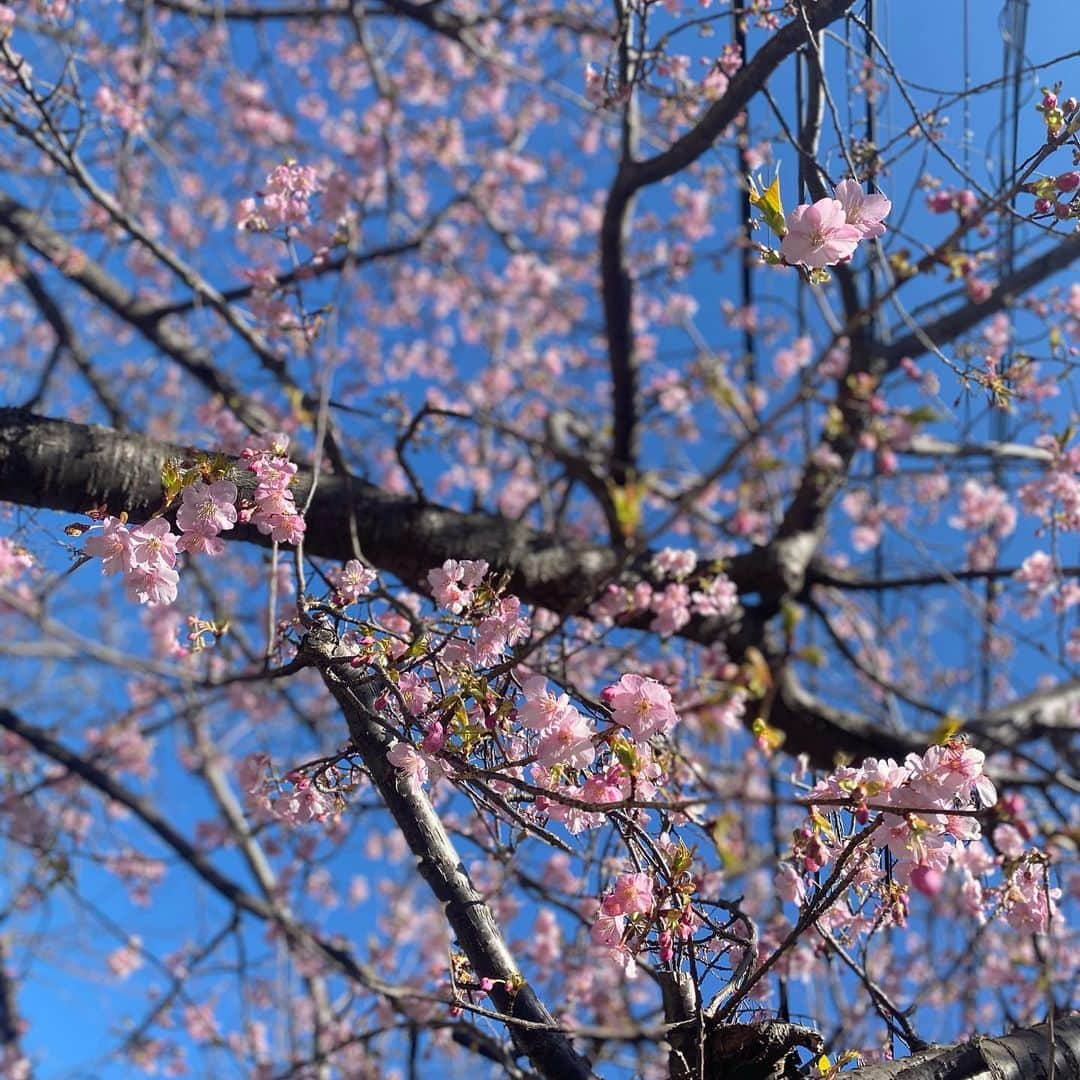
(1064, 97), (1078, 114)
(954, 189), (977, 213)
(1055, 171), (1080, 192)
(1034, 198), (1053, 214)
(658, 929), (674, 964)
(910, 865), (944, 897)
(1042, 92), (1058, 109)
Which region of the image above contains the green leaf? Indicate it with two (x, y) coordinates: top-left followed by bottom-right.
(747, 167), (786, 238)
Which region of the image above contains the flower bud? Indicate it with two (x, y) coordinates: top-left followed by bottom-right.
(910, 865), (944, 898)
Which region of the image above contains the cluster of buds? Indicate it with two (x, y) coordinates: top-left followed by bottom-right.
(1024, 170), (1080, 222)
(1036, 84), (1079, 140)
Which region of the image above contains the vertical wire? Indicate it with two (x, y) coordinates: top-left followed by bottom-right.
(733, 0), (755, 381)
(981, 0), (1027, 713)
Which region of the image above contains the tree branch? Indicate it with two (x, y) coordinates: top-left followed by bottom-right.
(299, 627), (596, 1080)
(880, 228), (1080, 371)
(0, 195), (274, 433)
(845, 1012), (1080, 1080)
(1, 407), (1069, 771)
(599, 0), (856, 485)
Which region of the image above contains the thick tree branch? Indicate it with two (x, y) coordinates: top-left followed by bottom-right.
(880, 228), (1080, 371)
(299, 627), (596, 1080)
(846, 1013), (1080, 1080)
(1, 407), (1070, 772)
(600, 0), (856, 485)
(629, 0), (856, 188)
(810, 563), (1080, 591)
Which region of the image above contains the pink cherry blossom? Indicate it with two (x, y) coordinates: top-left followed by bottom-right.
(83, 516), (133, 575)
(651, 547), (697, 578)
(536, 709), (595, 769)
(129, 517), (179, 569)
(780, 197), (862, 268)
(602, 872), (654, 916)
(690, 573), (738, 617)
(833, 179), (891, 239)
(590, 910), (625, 950)
(386, 741), (429, 789)
(604, 673), (680, 740)
(397, 671), (434, 716)
(910, 865), (944, 898)
(518, 676), (575, 732)
(107, 937), (144, 979)
(1014, 551), (1056, 597)
(427, 558), (489, 613)
(176, 479), (238, 538)
(330, 559), (377, 604)
(649, 582), (691, 636)
(0, 538), (33, 586)
(123, 563), (179, 607)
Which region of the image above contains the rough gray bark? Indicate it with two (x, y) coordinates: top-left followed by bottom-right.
(846, 1014), (1080, 1080)
(4, 406), (1070, 770)
(298, 626), (596, 1080)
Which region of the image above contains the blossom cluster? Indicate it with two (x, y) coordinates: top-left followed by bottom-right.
(779, 179), (891, 270)
(427, 558), (489, 613)
(236, 161), (321, 231)
(176, 480), (237, 556)
(588, 562), (738, 637)
(241, 435), (306, 545)
(784, 740), (1052, 935)
(82, 434), (304, 606)
(381, 647), (681, 838)
(83, 515), (181, 606)
(518, 676), (597, 770)
(948, 478), (1017, 570)
(236, 751), (338, 826)
(590, 854), (700, 976)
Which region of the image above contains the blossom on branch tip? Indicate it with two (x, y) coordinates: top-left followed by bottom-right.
(330, 559), (377, 604)
(833, 179), (892, 239)
(780, 198), (862, 268)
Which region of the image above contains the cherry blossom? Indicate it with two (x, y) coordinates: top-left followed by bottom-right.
(833, 179), (892, 239)
(83, 516), (133, 575)
(780, 197), (862, 268)
(603, 673), (680, 740)
(176, 480), (238, 543)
